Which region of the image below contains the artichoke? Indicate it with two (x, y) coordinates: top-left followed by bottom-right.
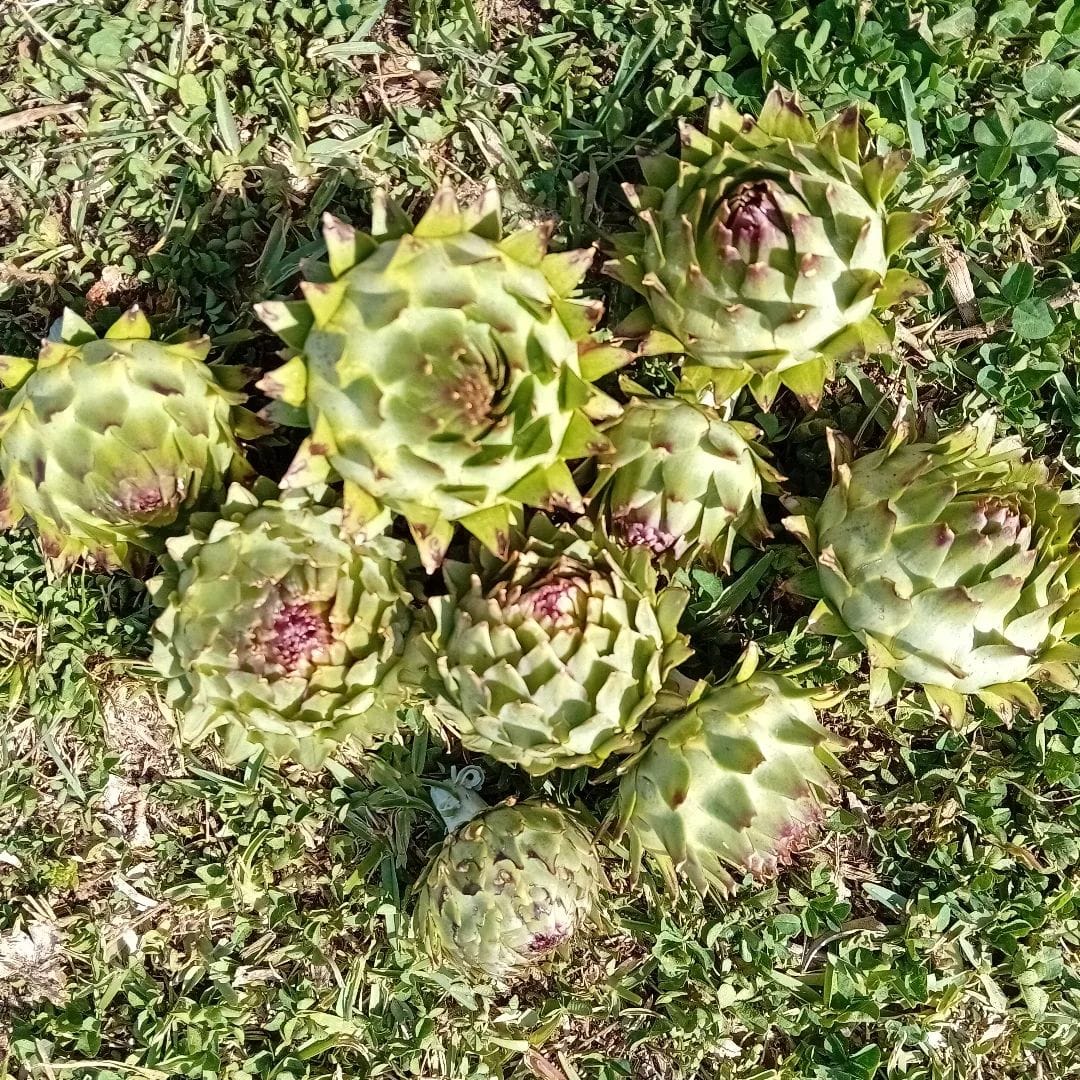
(783, 414), (1080, 718)
(257, 181), (629, 572)
(589, 393), (781, 571)
(424, 515), (692, 775)
(615, 654), (843, 897)
(415, 800), (601, 981)
(149, 482), (417, 769)
(0, 307), (261, 571)
(607, 87), (927, 409)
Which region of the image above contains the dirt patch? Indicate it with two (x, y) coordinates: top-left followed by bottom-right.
(364, 39), (443, 113)
(480, 0), (543, 44)
(95, 674), (179, 868)
(98, 673), (180, 778)
(0, 920), (67, 1007)
(84, 265), (137, 316)
(538, 1015), (677, 1080)
(99, 773), (154, 848)
(0, 176), (26, 247)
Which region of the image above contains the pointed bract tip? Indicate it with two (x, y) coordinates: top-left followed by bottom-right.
(105, 304), (154, 342)
(432, 181), (459, 206)
(766, 84), (805, 114)
(322, 212), (355, 236)
(581, 298), (604, 326)
(836, 104), (860, 126)
(254, 372), (281, 398)
(254, 300), (292, 332)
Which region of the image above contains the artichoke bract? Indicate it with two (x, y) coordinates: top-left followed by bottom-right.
(257, 181), (629, 572)
(0, 307), (261, 571)
(424, 515), (692, 775)
(149, 483), (417, 769)
(615, 655), (843, 897)
(783, 414), (1080, 718)
(589, 394), (781, 571)
(607, 88), (927, 410)
(415, 801), (601, 981)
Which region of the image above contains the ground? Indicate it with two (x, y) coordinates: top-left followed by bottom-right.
(2, 1), (1080, 1078)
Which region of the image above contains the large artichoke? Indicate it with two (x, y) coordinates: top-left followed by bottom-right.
(589, 393), (781, 571)
(607, 87), (927, 410)
(424, 515), (692, 774)
(149, 483), (417, 769)
(0, 307), (261, 571)
(615, 653), (843, 897)
(783, 414), (1080, 718)
(257, 182), (628, 572)
(415, 800), (601, 981)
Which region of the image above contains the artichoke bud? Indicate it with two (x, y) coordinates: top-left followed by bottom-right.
(0, 307), (259, 572)
(415, 800), (602, 981)
(258, 180), (632, 572)
(150, 482), (419, 769)
(590, 393), (780, 572)
(614, 663), (845, 898)
(784, 410), (1080, 716)
(423, 514), (693, 775)
(609, 86), (929, 411)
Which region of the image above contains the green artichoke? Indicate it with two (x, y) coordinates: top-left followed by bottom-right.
(257, 182), (628, 572)
(0, 307), (262, 571)
(415, 800), (601, 980)
(149, 483), (417, 769)
(615, 652), (843, 897)
(589, 393), (781, 571)
(607, 87), (927, 410)
(424, 515), (692, 775)
(784, 414), (1080, 718)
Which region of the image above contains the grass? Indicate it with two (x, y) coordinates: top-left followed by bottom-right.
(3, 0), (1080, 1077)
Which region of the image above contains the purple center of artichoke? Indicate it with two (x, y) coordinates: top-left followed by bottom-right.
(719, 181), (786, 255)
(613, 514), (677, 556)
(251, 600), (332, 674)
(427, 345), (503, 439)
(116, 484), (181, 518)
(524, 575), (585, 623)
(441, 367), (496, 431)
(746, 799), (823, 878)
(527, 923), (570, 955)
(973, 498), (1025, 541)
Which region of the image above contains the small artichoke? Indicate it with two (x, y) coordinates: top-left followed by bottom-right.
(0, 307), (261, 571)
(784, 413), (1080, 717)
(257, 181), (628, 571)
(607, 87), (927, 410)
(415, 801), (601, 981)
(589, 394), (781, 571)
(615, 655), (843, 897)
(149, 483), (417, 769)
(424, 515), (692, 774)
